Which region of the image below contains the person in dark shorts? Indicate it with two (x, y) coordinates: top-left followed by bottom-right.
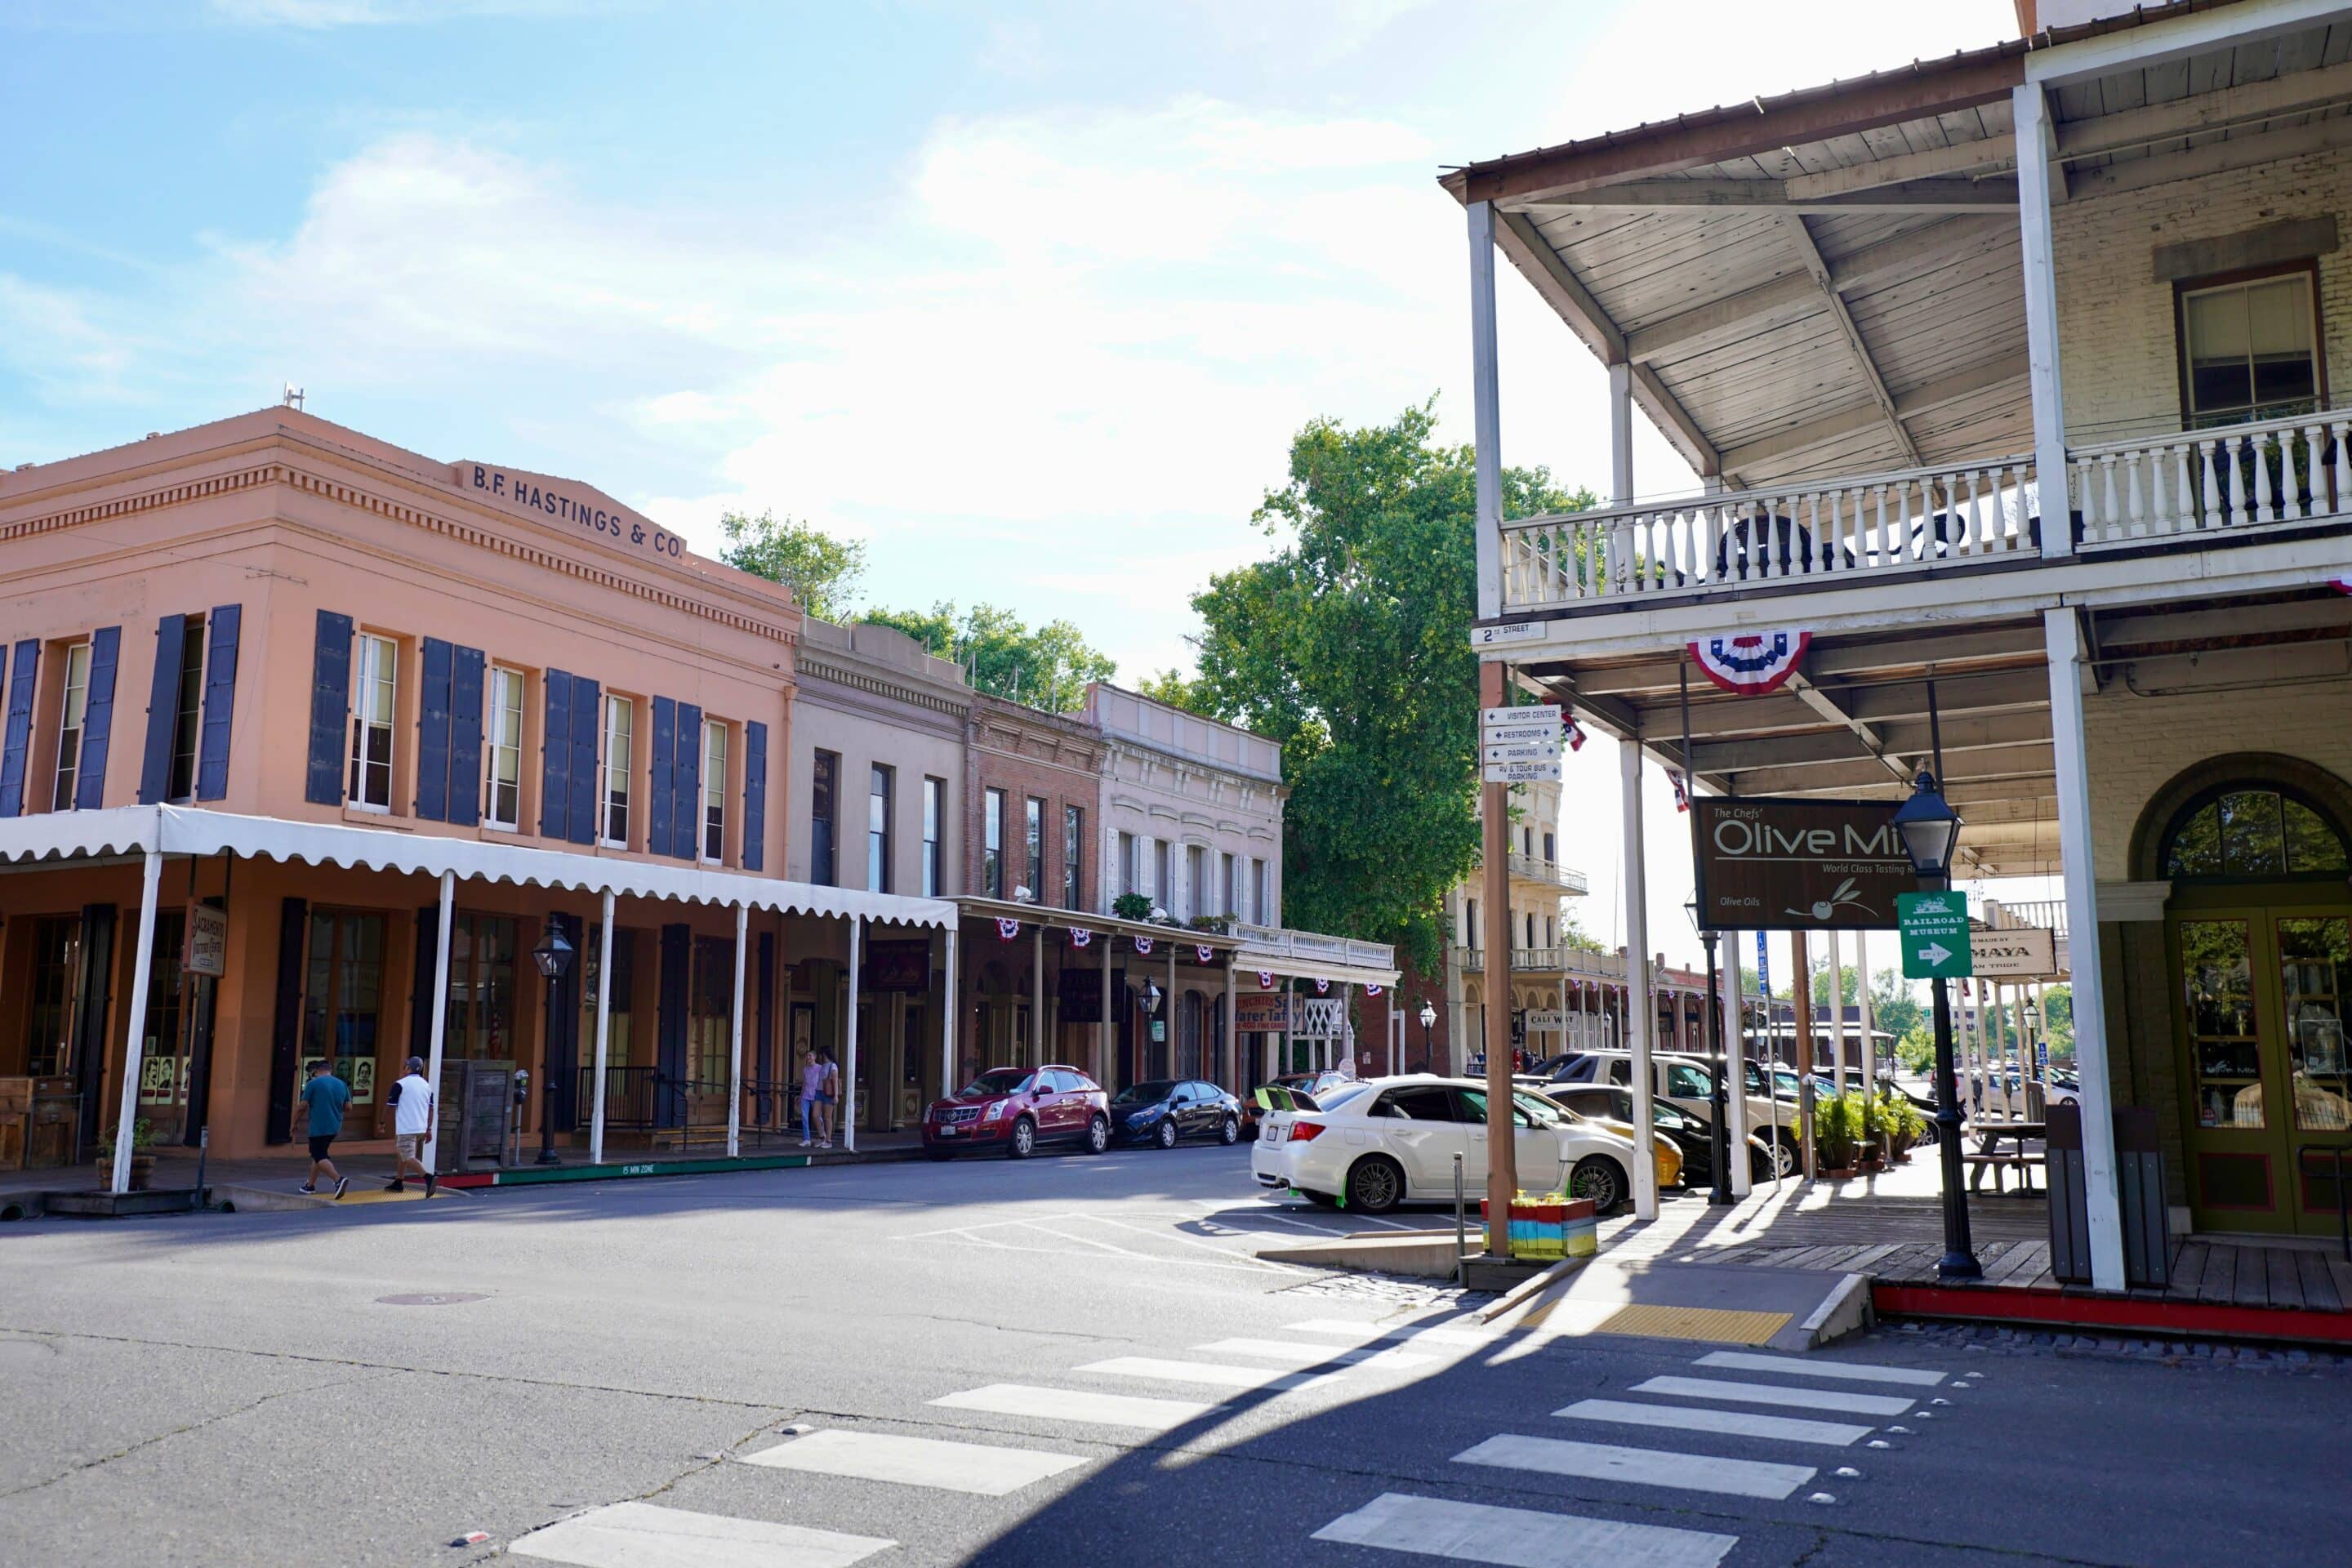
(298, 1058), (351, 1200)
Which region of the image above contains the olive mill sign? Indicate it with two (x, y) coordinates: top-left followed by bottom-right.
(1692, 795), (1910, 933)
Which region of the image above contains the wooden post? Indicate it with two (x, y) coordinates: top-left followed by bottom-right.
(1468, 200), (1504, 620)
(1479, 661), (1518, 1252)
(1855, 931), (1877, 1089)
(109, 847), (165, 1196)
(1609, 361), (1635, 507)
(1792, 928), (1816, 1180)
(844, 915), (862, 1153)
(1099, 924), (1112, 1088)
(2016, 83), (2072, 558)
(590, 889), (613, 1166)
(942, 925), (959, 1099)
(1722, 930), (1752, 1197)
(422, 869), (456, 1173)
(1620, 731), (1659, 1220)
(1031, 922), (1045, 1071)
(727, 902), (747, 1158)
(1223, 959), (1237, 1092)
(1828, 933), (1848, 1096)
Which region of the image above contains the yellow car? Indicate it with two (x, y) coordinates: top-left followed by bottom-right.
(1537, 1085), (1682, 1187)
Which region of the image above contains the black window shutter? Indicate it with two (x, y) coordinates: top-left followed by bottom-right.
(448, 646), (484, 827)
(416, 637), (453, 822)
(648, 697), (676, 858)
(549, 910), (581, 1129)
(137, 613), (189, 805)
(268, 898), (308, 1145)
(305, 611), (353, 805)
(410, 903), (441, 1066)
(541, 670), (573, 839)
(657, 924), (689, 1125)
(71, 626), (122, 811)
(568, 678), (599, 845)
(675, 702), (703, 858)
(0, 639), (39, 817)
(743, 719), (768, 871)
(196, 605), (240, 802)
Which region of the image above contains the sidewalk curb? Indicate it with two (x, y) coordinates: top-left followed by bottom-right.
(1770, 1271), (1874, 1351)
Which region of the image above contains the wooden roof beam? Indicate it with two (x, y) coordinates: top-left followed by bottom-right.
(1690, 708), (2052, 773)
(1518, 179), (2017, 212)
(1780, 214), (1919, 466)
(1717, 349), (2028, 473)
(1785, 138), (2016, 200)
(2053, 54), (2352, 162)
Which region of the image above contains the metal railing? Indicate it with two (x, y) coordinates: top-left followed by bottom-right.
(575, 1067), (801, 1143)
(1500, 456), (2040, 610)
(1232, 924), (1396, 971)
(2074, 408), (2352, 546)
(1506, 852), (1589, 894)
(1459, 945), (1626, 976)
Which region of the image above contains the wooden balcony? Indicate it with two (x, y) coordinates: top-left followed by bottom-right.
(2073, 408), (2352, 548)
(1504, 851), (1588, 895)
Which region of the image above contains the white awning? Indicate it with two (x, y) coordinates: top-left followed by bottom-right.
(0, 805), (956, 929)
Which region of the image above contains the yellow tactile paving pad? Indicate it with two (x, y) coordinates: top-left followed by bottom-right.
(304, 1188), (457, 1205)
(1587, 1304), (1791, 1344)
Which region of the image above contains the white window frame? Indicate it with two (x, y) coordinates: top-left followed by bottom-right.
(166, 617), (207, 805)
(702, 719), (728, 865)
(599, 693), (633, 849)
(922, 777), (943, 898)
(347, 633), (397, 813)
(483, 666), (525, 832)
(2180, 268), (2323, 428)
(52, 639), (92, 811)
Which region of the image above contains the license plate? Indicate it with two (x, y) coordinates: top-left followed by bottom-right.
(938, 1127), (959, 1138)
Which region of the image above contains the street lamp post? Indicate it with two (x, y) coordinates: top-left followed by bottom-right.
(531, 919), (575, 1167)
(1891, 771), (1978, 1281)
(1686, 897), (1734, 1206)
(1418, 1000), (1437, 1073)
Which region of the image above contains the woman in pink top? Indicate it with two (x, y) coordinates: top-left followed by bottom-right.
(800, 1049), (839, 1148)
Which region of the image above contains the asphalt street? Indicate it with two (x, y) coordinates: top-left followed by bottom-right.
(0, 1144), (2343, 1568)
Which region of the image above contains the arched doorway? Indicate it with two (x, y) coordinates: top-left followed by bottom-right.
(2150, 768), (2352, 1236)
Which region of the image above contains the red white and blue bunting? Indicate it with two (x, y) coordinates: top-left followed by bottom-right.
(1314, 978), (1330, 994)
(1672, 772), (1690, 813)
(1365, 984), (1383, 997)
(1070, 927), (1094, 948)
(1134, 935), (1155, 956)
(994, 917), (1021, 941)
(2331, 572), (2352, 595)
(1689, 629), (1811, 695)
(1196, 944), (1214, 964)
(1564, 714), (1588, 752)
(1257, 969), (1275, 987)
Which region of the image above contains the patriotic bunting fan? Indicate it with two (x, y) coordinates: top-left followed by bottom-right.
(1134, 935), (1155, 956)
(1070, 927), (1094, 948)
(1672, 772), (1690, 813)
(1689, 629), (1811, 695)
(1257, 969), (1275, 987)
(1314, 978), (1330, 995)
(2332, 571), (2352, 595)
(994, 917), (1020, 941)
(1365, 984), (1383, 997)
(1196, 944), (1213, 964)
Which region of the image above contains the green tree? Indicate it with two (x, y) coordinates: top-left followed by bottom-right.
(861, 601), (1116, 714)
(1868, 965), (1924, 1043)
(717, 510), (866, 622)
(1138, 668), (1213, 714)
(1895, 1020), (1936, 1074)
(1162, 400), (1593, 973)
(2039, 983), (2074, 1063)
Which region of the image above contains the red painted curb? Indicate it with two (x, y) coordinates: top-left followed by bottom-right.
(1873, 1282), (2352, 1345)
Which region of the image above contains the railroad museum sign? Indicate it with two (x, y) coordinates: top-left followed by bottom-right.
(1692, 795), (1909, 932)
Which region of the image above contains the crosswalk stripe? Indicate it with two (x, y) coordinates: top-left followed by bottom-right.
(930, 1383), (1220, 1432)
(1630, 1376), (1915, 1417)
(1312, 1491), (1736, 1568)
(1694, 1351), (1946, 1387)
(1076, 1355), (1329, 1392)
(1284, 1317), (1498, 1348)
(1193, 1337), (1437, 1370)
(739, 1429), (1088, 1496)
(508, 1501), (893, 1568)
(1454, 1434), (1816, 1501)
(1554, 1398), (1872, 1448)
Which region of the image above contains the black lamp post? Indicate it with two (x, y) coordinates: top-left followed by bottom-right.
(531, 919), (574, 1166)
(1686, 896), (1735, 1206)
(1418, 1000), (1437, 1072)
(1891, 770), (1979, 1281)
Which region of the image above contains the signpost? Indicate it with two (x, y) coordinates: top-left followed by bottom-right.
(1691, 796), (1909, 932)
(1481, 705), (1563, 785)
(1973, 926), (2057, 979)
(1897, 891), (1973, 980)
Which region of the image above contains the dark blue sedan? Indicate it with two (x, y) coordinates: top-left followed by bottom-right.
(1109, 1079), (1245, 1148)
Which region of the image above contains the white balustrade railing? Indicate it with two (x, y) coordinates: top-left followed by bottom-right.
(2073, 408), (2352, 546)
(1501, 457), (2040, 609)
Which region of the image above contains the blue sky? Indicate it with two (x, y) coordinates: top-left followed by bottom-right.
(2, 0), (2016, 966)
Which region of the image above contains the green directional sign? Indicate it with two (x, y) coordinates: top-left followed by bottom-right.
(1897, 890), (1973, 979)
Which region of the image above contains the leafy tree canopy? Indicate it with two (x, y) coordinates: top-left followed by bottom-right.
(862, 601), (1116, 714)
(1161, 400), (1592, 973)
(718, 510), (867, 624)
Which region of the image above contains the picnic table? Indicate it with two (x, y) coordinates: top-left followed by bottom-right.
(1963, 1118), (2047, 1195)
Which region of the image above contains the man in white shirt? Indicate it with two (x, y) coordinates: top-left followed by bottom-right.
(385, 1056), (437, 1198)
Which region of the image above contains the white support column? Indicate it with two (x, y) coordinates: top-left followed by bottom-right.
(1031, 922), (1046, 1071)
(2015, 83), (2072, 557)
(1722, 933), (1752, 1197)
(1829, 937), (1848, 1096)
(109, 847), (166, 1196)
(942, 926), (960, 1098)
(1468, 199), (1504, 620)
(1608, 361), (1635, 507)
(727, 902), (747, 1158)
(1620, 739), (1659, 1220)
(1856, 931), (1877, 1089)
(1223, 964), (1238, 1091)
(590, 889), (614, 1166)
(421, 870), (456, 1173)
(844, 914), (862, 1154)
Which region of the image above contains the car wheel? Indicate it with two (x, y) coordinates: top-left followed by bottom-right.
(1766, 1134), (1800, 1177)
(1345, 1156), (1405, 1214)
(1913, 1119), (1940, 1148)
(924, 1147), (954, 1163)
(1570, 1155), (1628, 1215)
(1005, 1116), (1036, 1160)
(1085, 1114), (1110, 1154)
(1218, 1115), (1240, 1146)
(1155, 1119), (1178, 1150)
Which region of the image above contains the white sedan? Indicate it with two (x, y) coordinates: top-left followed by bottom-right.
(1250, 1074), (1642, 1216)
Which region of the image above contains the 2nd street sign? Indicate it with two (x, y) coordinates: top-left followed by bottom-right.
(1896, 890), (1973, 979)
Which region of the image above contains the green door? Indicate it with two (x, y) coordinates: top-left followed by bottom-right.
(2173, 906), (2352, 1236)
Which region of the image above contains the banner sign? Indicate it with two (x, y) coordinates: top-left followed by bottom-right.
(1974, 927), (2059, 979)
(184, 903), (227, 978)
(1693, 795), (1909, 931)
(862, 938), (932, 993)
(1235, 992), (1293, 1031)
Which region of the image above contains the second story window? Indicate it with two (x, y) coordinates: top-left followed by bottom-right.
(2180, 269), (2320, 428)
(811, 751), (839, 885)
(1024, 796), (1043, 898)
(702, 720), (728, 862)
(1154, 840), (1169, 907)
(1186, 845), (1206, 920)
(868, 764), (893, 892)
(1252, 858), (1268, 926)
(600, 693), (633, 848)
(1465, 895), (1477, 946)
(1062, 805), (1084, 910)
(51, 641), (91, 811)
(983, 787), (1005, 898)
(347, 633), (396, 813)
(1222, 853), (1236, 919)
(1120, 831), (1137, 894)
(484, 667), (524, 831)
(166, 617), (206, 804)
(923, 777), (943, 897)
(1544, 831), (1555, 863)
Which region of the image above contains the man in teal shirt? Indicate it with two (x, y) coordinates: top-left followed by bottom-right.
(298, 1058), (351, 1200)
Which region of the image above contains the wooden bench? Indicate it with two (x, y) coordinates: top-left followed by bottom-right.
(1962, 1152), (2044, 1194)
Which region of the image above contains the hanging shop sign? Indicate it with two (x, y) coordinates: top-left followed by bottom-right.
(1692, 795), (1908, 932)
(1235, 992), (1294, 1032)
(183, 902), (227, 978)
(1689, 629), (1811, 695)
(862, 938), (931, 994)
(1056, 966), (1125, 1021)
(1898, 890), (1974, 979)
(1972, 926), (2059, 980)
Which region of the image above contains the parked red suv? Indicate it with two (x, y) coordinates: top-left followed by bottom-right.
(922, 1065), (1111, 1160)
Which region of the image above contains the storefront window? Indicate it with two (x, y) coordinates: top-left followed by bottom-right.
(2279, 916), (2352, 1133)
(302, 911), (385, 1105)
(2166, 788), (2348, 878)
(444, 913), (519, 1062)
(136, 912), (189, 1128)
(688, 936), (735, 1086)
(26, 917), (80, 1078)
(2181, 920), (2261, 1129)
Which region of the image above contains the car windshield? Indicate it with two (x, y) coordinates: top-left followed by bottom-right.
(961, 1069), (1031, 1098)
(1112, 1080), (1177, 1107)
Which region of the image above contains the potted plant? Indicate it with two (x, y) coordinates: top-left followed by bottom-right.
(1815, 1093), (1860, 1178)
(1111, 892), (1152, 922)
(1187, 914), (1232, 935)
(92, 1117), (157, 1192)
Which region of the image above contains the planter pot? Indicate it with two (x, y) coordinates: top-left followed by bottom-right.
(96, 1154), (155, 1192)
(1821, 1163), (1860, 1179)
(1862, 1155), (1886, 1173)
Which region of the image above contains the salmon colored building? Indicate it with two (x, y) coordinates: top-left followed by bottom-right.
(0, 408), (954, 1191)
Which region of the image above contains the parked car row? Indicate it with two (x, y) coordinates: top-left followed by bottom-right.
(920, 1067), (1246, 1160)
